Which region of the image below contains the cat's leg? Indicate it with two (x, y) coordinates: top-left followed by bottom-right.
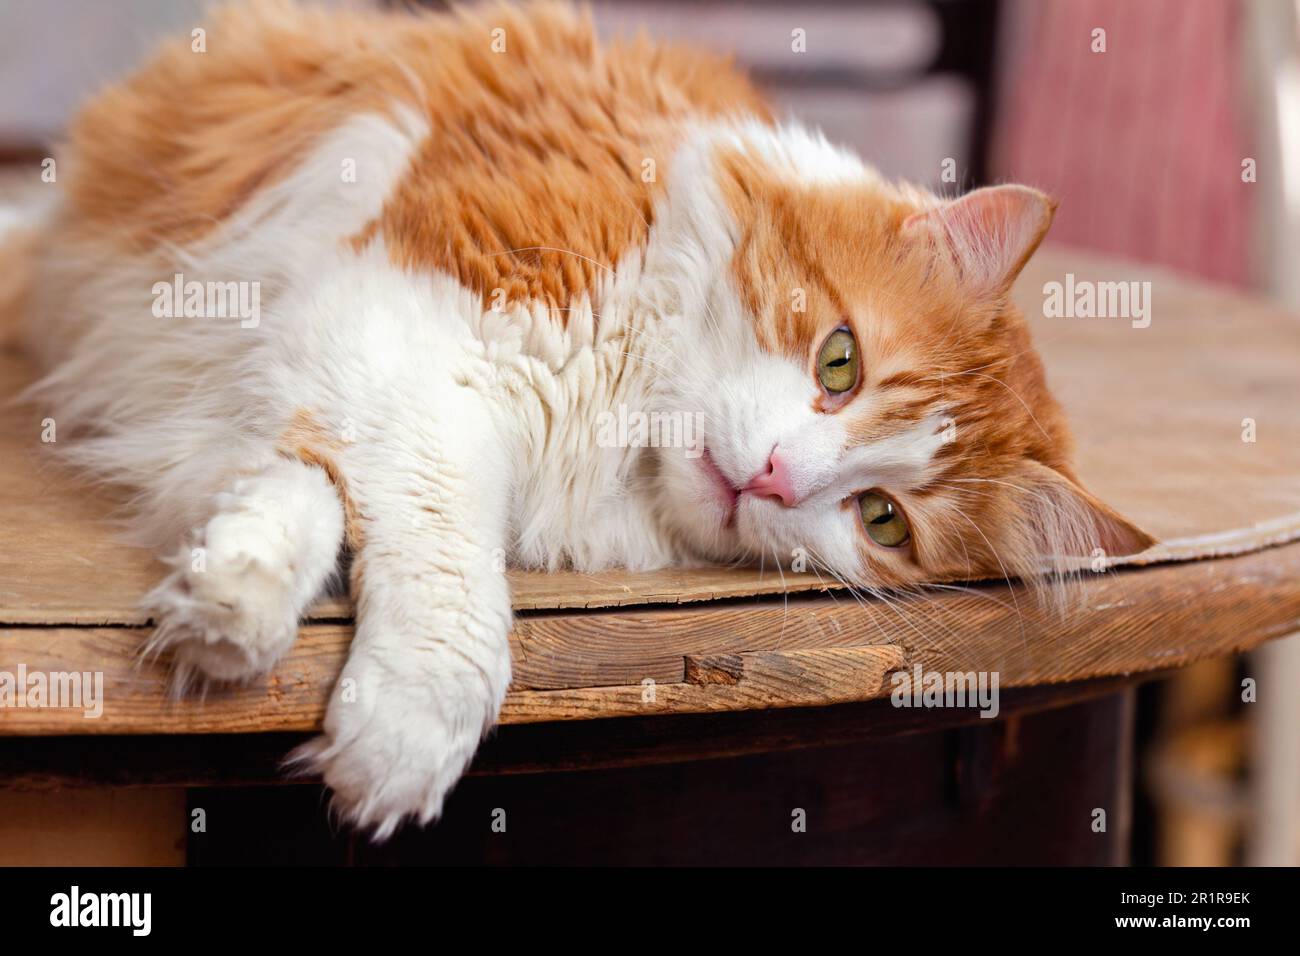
(289, 386), (513, 839)
(145, 456), (345, 686)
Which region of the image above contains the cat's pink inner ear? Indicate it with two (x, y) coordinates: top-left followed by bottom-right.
(902, 184), (1056, 294)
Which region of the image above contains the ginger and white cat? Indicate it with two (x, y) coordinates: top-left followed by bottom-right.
(22, 0), (1152, 837)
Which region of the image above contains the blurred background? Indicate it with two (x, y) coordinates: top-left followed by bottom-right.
(1, 0), (1297, 866)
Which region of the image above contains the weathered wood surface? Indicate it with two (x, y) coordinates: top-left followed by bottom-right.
(3, 541), (1298, 735)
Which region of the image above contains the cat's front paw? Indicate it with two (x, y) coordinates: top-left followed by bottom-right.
(144, 511), (305, 688)
(144, 463), (344, 690)
(287, 649), (503, 840)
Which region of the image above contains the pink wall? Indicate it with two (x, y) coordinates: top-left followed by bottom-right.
(994, 0), (1252, 286)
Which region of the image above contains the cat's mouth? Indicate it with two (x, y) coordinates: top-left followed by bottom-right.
(698, 449), (740, 528)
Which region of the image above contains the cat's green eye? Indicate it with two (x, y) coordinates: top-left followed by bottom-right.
(816, 327), (859, 394)
(859, 492), (910, 548)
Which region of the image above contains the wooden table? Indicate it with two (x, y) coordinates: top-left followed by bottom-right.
(2, 247), (1299, 864)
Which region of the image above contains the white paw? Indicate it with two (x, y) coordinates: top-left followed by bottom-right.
(145, 539), (300, 687)
(145, 468), (343, 686)
(287, 649), (504, 840)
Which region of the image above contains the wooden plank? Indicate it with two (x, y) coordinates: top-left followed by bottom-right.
(3, 542), (1298, 735)
(510, 597), (903, 689)
(501, 645), (907, 722)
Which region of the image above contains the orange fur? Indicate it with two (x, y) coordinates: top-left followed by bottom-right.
(64, 0), (767, 313)
(64, 1), (405, 250)
(0, 224), (36, 352)
(278, 408), (366, 550)
(357, 4), (767, 308)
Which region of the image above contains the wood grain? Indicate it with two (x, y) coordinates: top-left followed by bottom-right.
(3, 542), (1298, 735)
(501, 645), (908, 722)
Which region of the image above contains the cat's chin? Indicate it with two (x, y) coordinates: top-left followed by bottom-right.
(656, 454), (788, 565)
(694, 450), (740, 527)
(664, 499), (770, 569)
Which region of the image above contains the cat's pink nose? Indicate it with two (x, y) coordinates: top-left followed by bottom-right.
(742, 449), (798, 507)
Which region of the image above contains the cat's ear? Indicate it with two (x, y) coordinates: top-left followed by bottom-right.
(927, 459), (1155, 586)
(1015, 458), (1156, 561)
(901, 185), (1056, 296)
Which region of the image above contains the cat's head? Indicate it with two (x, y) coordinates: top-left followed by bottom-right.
(651, 125), (1153, 591)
